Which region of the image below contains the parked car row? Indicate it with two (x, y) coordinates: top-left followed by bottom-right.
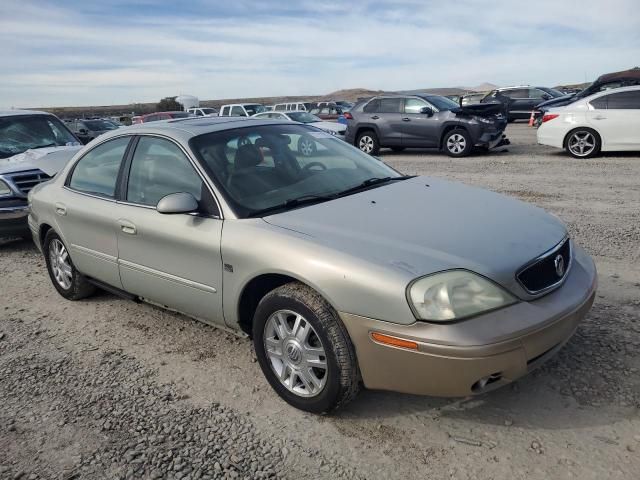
(16, 114), (596, 413)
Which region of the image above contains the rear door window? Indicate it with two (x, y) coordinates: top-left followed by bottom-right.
(68, 136), (131, 197)
(231, 106), (246, 117)
(589, 96), (609, 109)
(606, 91), (640, 109)
(378, 98), (402, 113)
(503, 89), (528, 99)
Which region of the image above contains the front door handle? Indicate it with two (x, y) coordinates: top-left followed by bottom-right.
(402, 117), (411, 122)
(54, 203), (67, 216)
(118, 219), (137, 235)
(370, 115), (379, 120)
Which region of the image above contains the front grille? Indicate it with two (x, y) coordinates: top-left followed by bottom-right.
(517, 237), (571, 294)
(6, 170), (51, 195)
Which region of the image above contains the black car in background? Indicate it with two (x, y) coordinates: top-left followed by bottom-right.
(480, 86), (565, 122)
(531, 67), (640, 126)
(345, 94), (508, 157)
(67, 118), (119, 144)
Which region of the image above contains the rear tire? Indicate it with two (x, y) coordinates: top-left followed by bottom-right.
(252, 282), (360, 413)
(443, 129), (472, 157)
(564, 128), (601, 158)
(43, 230), (95, 300)
(356, 130), (380, 156)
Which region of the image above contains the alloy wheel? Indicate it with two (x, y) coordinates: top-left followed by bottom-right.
(358, 135), (374, 153)
(300, 138), (314, 156)
(568, 131), (596, 157)
(447, 133), (467, 154)
(49, 239), (72, 290)
(263, 309), (328, 397)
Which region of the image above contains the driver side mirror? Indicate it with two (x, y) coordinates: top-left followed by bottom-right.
(157, 192), (199, 214)
(541, 94), (551, 100)
(420, 106), (434, 116)
(78, 128), (88, 134)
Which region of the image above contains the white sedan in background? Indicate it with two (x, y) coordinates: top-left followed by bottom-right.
(537, 86), (640, 158)
(253, 111), (347, 156)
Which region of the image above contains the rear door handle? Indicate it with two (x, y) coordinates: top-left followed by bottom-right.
(402, 117), (411, 122)
(118, 219), (137, 235)
(54, 203), (66, 216)
(370, 115), (379, 120)
(593, 115), (607, 120)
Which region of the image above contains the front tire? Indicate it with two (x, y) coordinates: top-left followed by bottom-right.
(44, 230), (95, 300)
(443, 129), (472, 157)
(564, 128), (601, 158)
(252, 282), (360, 413)
(356, 130), (380, 156)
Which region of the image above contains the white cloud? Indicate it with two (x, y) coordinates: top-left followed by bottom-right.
(0, 0), (638, 107)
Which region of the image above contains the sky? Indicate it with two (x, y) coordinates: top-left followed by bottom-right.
(1, 0), (639, 108)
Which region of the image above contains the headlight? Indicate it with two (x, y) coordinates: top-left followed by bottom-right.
(0, 179), (12, 196)
(323, 129), (337, 136)
(475, 116), (495, 124)
(407, 270), (517, 321)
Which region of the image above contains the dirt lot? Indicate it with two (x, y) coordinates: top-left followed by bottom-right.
(1, 124), (639, 480)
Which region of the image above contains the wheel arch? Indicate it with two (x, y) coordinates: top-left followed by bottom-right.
(354, 124), (380, 144)
(39, 223), (54, 248)
(439, 123), (468, 150)
(236, 272), (341, 337)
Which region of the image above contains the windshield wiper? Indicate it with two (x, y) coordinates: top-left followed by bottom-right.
(31, 142), (57, 150)
(334, 175), (414, 198)
(247, 194), (336, 218)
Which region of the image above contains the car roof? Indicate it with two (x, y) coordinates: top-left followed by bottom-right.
(0, 109), (54, 117)
(95, 117), (292, 142)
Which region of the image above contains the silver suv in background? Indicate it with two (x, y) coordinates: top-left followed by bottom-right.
(345, 94), (509, 157)
(0, 110), (81, 237)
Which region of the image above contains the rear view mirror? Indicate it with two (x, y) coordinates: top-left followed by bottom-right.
(157, 192), (198, 214)
(420, 106), (434, 116)
(79, 128), (88, 134)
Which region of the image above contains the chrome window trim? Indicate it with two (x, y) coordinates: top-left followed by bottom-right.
(515, 236), (573, 296)
(62, 186), (117, 203)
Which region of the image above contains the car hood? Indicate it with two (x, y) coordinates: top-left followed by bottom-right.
(0, 146), (81, 176)
(451, 102), (504, 117)
(309, 121), (346, 133)
(535, 94), (576, 110)
(263, 176), (567, 298)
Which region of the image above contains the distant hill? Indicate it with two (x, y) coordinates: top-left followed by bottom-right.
(20, 82), (505, 118)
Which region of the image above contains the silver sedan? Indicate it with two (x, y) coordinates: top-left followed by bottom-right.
(28, 117), (596, 413)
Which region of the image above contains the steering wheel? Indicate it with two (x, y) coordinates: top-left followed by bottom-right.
(302, 162), (327, 173)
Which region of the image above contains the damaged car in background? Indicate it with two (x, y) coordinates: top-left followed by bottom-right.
(0, 110), (81, 237)
(344, 94), (509, 157)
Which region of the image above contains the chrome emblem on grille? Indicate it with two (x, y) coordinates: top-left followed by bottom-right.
(554, 254), (565, 277)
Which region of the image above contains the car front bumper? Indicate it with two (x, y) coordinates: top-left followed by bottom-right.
(339, 246), (597, 397)
(0, 203), (30, 236)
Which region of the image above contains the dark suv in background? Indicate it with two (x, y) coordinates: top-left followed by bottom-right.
(480, 86), (564, 122)
(345, 94), (508, 157)
(67, 118), (119, 144)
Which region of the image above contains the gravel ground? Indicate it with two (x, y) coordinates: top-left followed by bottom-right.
(1, 123), (639, 479)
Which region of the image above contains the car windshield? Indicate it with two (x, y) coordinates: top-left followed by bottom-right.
(201, 108), (216, 114)
(190, 124), (402, 217)
(0, 115), (79, 159)
(84, 120), (118, 131)
(244, 105), (266, 115)
(286, 112), (322, 123)
(423, 95), (460, 111)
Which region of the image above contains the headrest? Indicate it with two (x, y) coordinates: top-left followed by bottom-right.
(234, 144), (263, 169)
